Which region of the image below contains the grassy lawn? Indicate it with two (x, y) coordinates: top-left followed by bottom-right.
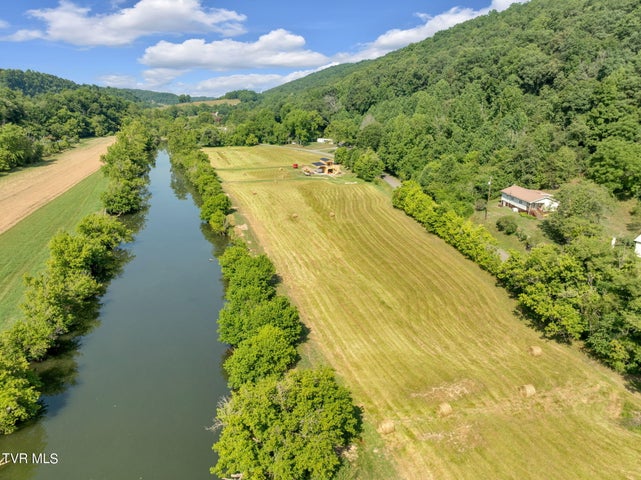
(0, 171), (108, 331)
(470, 202), (548, 253)
(472, 196), (641, 254)
(207, 145), (641, 480)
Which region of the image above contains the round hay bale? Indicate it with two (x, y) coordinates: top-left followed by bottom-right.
(438, 402), (453, 417)
(520, 384), (536, 398)
(290, 213), (298, 219)
(528, 346), (543, 357)
(329, 211), (335, 218)
(377, 420), (395, 435)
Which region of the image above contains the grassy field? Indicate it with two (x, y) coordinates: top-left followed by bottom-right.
(0, 171), (108, 331)
(206, 145), (641, 480)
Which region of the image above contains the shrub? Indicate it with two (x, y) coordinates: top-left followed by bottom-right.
(223, 325), (298, 388)
(496, 215), (518, 235)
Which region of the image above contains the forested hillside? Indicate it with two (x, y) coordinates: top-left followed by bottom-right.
(0, 69), (216, 172)
(218, 0), (640, 215)
(0, 70), (135, 171)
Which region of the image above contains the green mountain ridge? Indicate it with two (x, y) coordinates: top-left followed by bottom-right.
(225, 0), (640, 215)
(0, 69), (212, 105)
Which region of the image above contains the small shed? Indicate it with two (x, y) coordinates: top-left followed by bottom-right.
(312, 158), (340, 175)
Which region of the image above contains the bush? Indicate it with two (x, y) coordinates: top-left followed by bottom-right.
(0, 349), (41, 434)
(496, 215), (518, 235)
(223, 325), (298, 388)
(213, 368), (360, 480)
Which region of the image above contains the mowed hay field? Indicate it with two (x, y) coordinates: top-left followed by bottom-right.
(0, 170), (108, 331)
(206, 145), (641, 480)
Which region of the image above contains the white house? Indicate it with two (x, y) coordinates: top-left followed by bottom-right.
(500, 185), (559, 215)
(316, 138), (333, 144)
(635, 234), (641, 257)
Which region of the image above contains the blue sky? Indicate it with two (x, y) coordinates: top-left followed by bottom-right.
(0, 0), (527, 97)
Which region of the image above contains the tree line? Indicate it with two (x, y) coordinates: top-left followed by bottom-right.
(212, 243), (361, 479)
(393, 181), (641, 374)
(164, 122), (231, 234)
(0, 122), (157, 434)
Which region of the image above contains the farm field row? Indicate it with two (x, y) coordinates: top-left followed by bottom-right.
(0, 137), (114, 331)
(206, 145), (641, 480)
(0, 136), (114, 235)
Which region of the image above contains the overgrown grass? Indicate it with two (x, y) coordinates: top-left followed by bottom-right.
(208, 145), (641, 480)
(0, 171), (108, 330)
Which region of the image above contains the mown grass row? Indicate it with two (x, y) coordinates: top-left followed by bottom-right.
(0, 121), (156, 434)
(208, 145), (641, 479)
(393, 180), (641, 374)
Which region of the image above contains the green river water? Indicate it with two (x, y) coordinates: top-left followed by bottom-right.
(0, 151), (229, 479)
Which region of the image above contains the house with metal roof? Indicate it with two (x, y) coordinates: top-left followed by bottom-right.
(500, 185), (558, 215)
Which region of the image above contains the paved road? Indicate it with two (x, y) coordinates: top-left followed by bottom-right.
(382, 174), (402, 189)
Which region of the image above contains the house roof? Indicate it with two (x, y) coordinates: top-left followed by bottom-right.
(312, 161), (325, 167)
(500, 185), (553, 204)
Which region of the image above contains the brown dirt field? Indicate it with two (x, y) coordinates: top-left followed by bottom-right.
(0, 136), (115, 234)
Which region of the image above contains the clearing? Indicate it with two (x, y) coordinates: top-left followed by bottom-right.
(207, 145), (641, 480)
(0, 136), (115, 235)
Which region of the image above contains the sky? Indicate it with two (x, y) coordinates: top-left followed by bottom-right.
(0, 0), (528, 97)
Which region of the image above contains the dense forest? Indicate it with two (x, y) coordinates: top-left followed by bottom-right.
(0, 70), (135, 170)
(202, 0), (641, 216)
(0, 69), (214, 172)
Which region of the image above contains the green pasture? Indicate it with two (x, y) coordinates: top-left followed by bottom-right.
(208, 145), (641, 480)
(0, 171), (107, 330)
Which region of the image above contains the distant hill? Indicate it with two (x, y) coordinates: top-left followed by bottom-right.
(0, 69), (213, 105)
(0, 69), (78, 96)
(105, 87), (215, 106)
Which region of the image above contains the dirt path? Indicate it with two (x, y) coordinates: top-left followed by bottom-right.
(0, 136), (115, 235)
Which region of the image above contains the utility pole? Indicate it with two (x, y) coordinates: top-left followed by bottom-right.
(485, 176), (492, 221)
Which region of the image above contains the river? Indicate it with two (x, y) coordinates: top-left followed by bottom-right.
(0, 151), (229, 479)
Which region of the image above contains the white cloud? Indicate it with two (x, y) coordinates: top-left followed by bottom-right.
(142, 68), (190, 88)
(140, 29), (329, 70)
(99, 74), (141, 89)
(5, 29), (45, 41)
(8, 0), (246, 46)
(338, 0), (528, 62)
(184, 69), (316, 97)
(0, 20), (10, 29)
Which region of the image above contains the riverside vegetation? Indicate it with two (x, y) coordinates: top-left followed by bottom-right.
(0, 120), (157, 433)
